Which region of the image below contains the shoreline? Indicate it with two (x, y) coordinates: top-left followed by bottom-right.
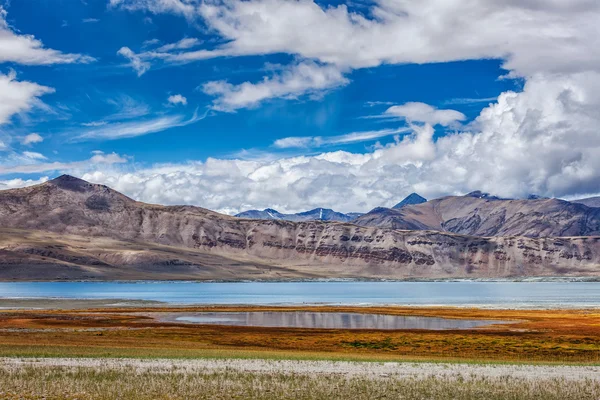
(0, 276), (599, 283)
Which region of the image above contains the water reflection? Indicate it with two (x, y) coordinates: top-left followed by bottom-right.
(166, 312), (507, 330)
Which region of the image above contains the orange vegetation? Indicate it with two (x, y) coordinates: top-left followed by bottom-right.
(0, 306), (599, 363)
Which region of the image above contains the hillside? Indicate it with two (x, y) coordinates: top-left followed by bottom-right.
(0, 175), (599, 280)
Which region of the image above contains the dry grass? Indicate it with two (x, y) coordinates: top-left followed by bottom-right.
(0, 359), (599, 400)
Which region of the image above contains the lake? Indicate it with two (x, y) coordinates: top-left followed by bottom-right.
(0, 281), (599, 307)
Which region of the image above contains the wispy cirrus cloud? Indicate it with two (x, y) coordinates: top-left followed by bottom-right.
(71, 109), (207, 141)
(442, 97), (498, 105)
(273, 128), (411, 149)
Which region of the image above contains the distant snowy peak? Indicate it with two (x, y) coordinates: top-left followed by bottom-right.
(393, 193), (427, 209)
(235, 209), (284, 220)
(235, 207), (363, 222)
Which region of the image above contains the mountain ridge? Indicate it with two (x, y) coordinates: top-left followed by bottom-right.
(393, 193), (427, 209)
(353, 193), (600, 237)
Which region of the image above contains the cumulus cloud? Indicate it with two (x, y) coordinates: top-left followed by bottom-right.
(0, 152), (127, 175)
(202, 61), (349, 111)
(0, 176), (49, 190)
(0, 6), (94, 65)
(382, 102), (466, 126)
(20, 133), (44, 145)
(167, 94), (187, 105)
(0, 71), (55, 125)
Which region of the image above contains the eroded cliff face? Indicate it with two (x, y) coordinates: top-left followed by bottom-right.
(0, 175), (599, 279)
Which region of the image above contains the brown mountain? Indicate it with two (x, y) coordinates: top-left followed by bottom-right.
(353, 192), (600, 237)
(572, 196), (600, 208)
(0, 175), (599, 280)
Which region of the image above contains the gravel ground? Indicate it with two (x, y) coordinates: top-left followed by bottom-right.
(3, 357), (599, 381)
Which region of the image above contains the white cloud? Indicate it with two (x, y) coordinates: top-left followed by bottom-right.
(142, 38), (161, 47)
(117, 47), (150, 76)
(202, 61), (349, 111)
(112, 0), (600, 77)
(81, 95), (150, 127)
(0, 71), (55, 125)
(0, 176), (49, 190)
(0, 6), (94, 65)
(383, 102), (466, 126)
(22, 151), (47, 160)
(109, 0), (198, 19)
(273, 128), (410, 149)
(81, 121), (108, 127)
(167, 94), (187, 105)
(82, 18), (100, 23)
(20, 133), (44, 145)
(109, 0), (600, 113)
(442, 97), (498, 106)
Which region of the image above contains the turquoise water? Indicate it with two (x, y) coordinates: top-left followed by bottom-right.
(0, 281), (599, 307)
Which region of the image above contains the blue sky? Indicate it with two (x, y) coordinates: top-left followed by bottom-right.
(0, 0), (598, 213)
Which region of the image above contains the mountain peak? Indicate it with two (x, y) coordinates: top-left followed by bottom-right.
(48, 175), (94, 192)
(393, 193), (427, 209)
(465, 191), (507, 200)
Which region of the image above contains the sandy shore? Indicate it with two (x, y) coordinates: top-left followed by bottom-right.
(3, 357), (600, 381)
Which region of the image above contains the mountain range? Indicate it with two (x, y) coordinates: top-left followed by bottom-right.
(354, 191), (600, 237)
(0, 175), (599, 280)
(235, 208), (363, 223)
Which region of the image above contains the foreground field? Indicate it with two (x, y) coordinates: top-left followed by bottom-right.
(0, 305), (599, 363)
(1, 357), (600, 400)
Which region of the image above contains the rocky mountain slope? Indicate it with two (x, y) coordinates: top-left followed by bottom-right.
(235, 207), (361, 222)
(354, 192), (600, 238)
(0, 175), (599, 280)
(572, 197), (600, 208)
